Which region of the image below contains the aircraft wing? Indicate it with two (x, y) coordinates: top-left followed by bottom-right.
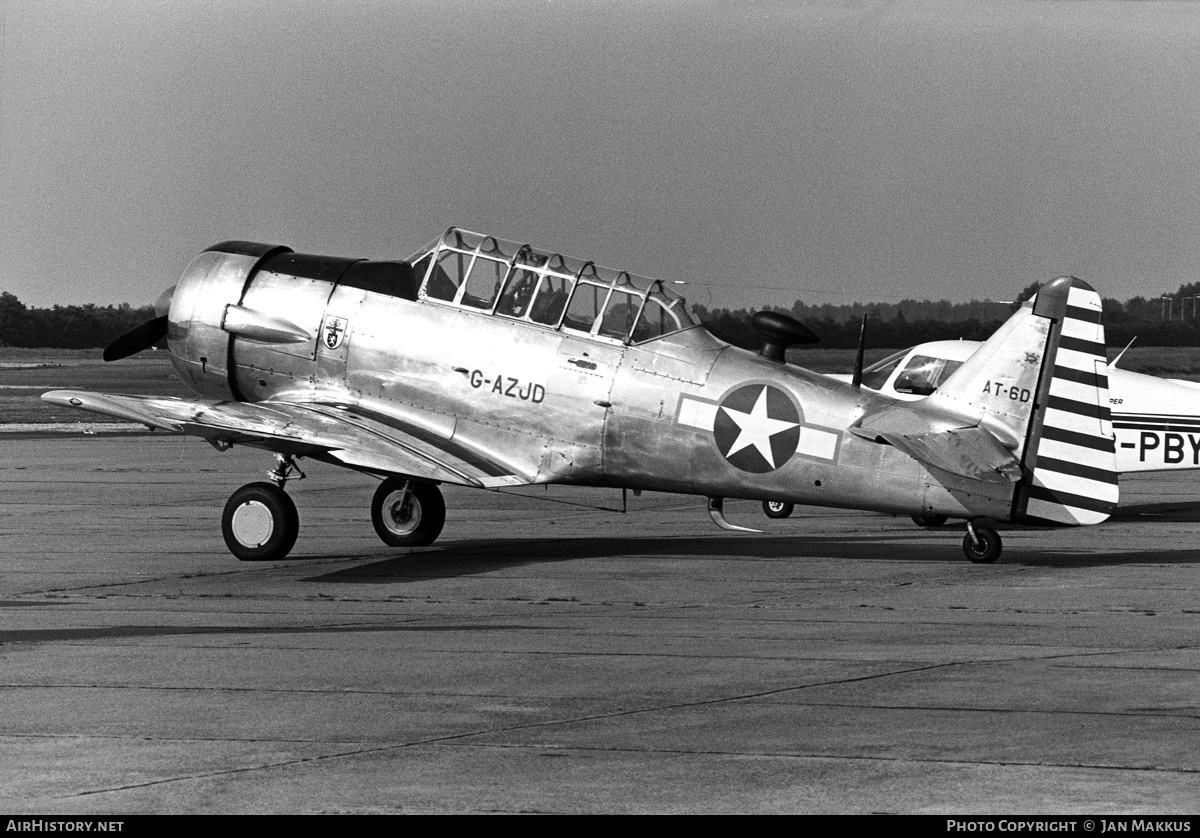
(40, 390), (533, 488)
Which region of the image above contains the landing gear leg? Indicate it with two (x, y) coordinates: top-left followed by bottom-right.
(221, 454), (304, 562)
(267, 453), (305, 487)
(962, 519), (1002, 564)
(371, 478), (446, 547)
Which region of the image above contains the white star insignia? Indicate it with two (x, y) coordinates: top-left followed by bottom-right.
(720, 387), (800, 468)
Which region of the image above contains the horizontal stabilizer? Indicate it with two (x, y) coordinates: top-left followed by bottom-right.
(851, 405), (1021, 483)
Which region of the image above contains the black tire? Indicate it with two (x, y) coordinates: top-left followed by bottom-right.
(221, 482), (299, 562)
(762, 500), (795, 519)
(912, 514), (948, 528)
(372, 478), (446, 547)
(962, 527), (1002, 564)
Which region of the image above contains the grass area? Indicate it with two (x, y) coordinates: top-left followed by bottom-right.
(1111, 346), (1200, 379)
(790, 345), (1200, 380)
(0, 349), (184, 424)
(5, 344), (1200, 425)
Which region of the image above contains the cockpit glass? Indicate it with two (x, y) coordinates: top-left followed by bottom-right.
(415, 227), (699, 342)
(497, 268), (539, 318)
(460, 255), (510, 310)
(425, 248), (470, 302)
(859, 349), (908, 391)
(894, 355), (963, 396)
(632, 297), (672, 342)
(597, 288), (641, 339)
(528, 274), (572, 325)
(563, 281), (608, 333)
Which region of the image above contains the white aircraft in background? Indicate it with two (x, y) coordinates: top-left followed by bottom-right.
(761, 338), (1200, 524)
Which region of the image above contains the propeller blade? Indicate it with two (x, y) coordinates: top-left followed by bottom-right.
(103, 315), (168, 362)
(153, 284), (176, 318)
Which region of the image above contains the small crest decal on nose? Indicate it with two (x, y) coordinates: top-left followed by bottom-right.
(322, 315), (349, 350)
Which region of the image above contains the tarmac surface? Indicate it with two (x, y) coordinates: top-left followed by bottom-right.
(1, 433), (1199, 814)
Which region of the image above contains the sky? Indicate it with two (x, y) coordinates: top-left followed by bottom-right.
(2, 0), (1199, 312)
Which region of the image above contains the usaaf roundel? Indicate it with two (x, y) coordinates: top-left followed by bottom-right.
(713, 383), (801, 473)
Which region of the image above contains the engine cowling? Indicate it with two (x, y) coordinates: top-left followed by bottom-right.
(168, 241), (293, 400)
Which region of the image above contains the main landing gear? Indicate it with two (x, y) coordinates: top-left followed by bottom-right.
(222, 455), (304, 562)
(371, 476), (446, 547)
(220, 456), (447, 561)
(221, 482), (300, 562)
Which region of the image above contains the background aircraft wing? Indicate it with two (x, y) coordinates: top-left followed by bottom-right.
(41, 390), (533, 488)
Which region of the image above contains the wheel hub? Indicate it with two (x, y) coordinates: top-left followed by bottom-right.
(384, 492), (419, 535)
(231, 500), (274, 547)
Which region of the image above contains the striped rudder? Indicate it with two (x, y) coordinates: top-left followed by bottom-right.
(1014, 277), (1118, 526)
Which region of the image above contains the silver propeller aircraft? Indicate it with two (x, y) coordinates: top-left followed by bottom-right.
(46, 228), (1117, 564)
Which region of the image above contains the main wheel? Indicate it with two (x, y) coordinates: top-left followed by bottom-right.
(763, 500), (795, 519)
(912, 514), (948, 528)
(221, 482), (299, 562)
(962, 526), (1002, 564)
(372, 478), (446, 547)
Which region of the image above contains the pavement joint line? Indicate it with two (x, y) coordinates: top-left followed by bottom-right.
(19, 660), (1145, 801)
(1, 683), (1199, 723)
(52, 725), (1200, 802)
(61, 742), (418, 800)
(423, 741), (1200, 775)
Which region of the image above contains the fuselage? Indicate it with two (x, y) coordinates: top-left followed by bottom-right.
(164, 235), (1015, 523)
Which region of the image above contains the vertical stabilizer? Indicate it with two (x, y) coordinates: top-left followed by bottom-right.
(922, 276), (1117, 525)
(1014, 277), (1117, 525)
(923, 297), (1053, 457)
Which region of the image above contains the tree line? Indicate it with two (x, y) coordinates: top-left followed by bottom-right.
(695, 284), (1200, 351)
(3, 285), (1200, 350)
(0, 292), (156, 349)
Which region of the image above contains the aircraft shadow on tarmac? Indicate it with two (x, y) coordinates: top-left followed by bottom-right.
(0, 621), (534, 646)
(302, 528), (1200, 583)
(1111, 500), (1200, 520)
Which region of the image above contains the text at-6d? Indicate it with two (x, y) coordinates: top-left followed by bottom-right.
(982, 381), (1031, 402)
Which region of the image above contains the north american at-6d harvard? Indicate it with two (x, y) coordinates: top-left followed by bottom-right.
(46, 228), (1118, 564)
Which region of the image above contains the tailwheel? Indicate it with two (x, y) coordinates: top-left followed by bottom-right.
(762, 500), (795, 519)
(372, 478), (446, 547)
(222, 482), (299, 562)
(962, 523), (1002, 564)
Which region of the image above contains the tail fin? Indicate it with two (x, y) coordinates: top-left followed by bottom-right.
(922, 276), (1117, 524)
(1014, 278), (1117, 525)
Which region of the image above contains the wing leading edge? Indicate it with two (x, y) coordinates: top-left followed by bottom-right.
(40, 390), (532, 489)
